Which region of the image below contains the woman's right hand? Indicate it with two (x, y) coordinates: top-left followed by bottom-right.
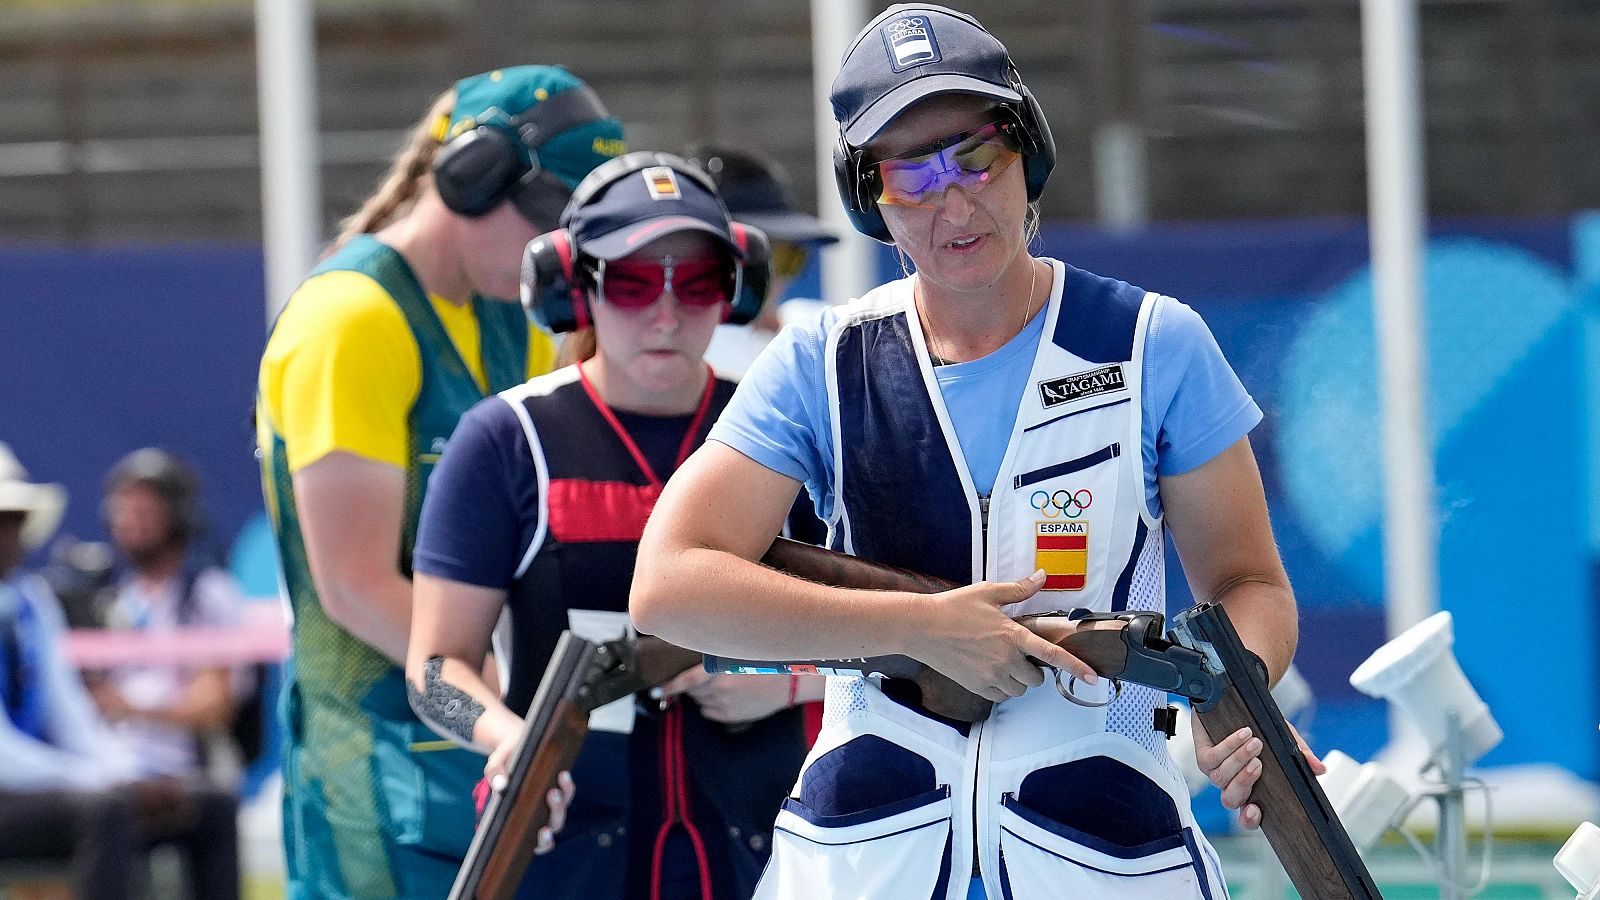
(910, 570), (1097, 701)
(485, 735), (576, 855)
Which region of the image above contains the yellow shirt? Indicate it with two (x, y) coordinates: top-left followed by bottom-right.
(258, 269), (557, 472)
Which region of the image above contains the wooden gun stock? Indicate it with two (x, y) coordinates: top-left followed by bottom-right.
(451, 632), (595, 900)
(449, 633), (704, 900)
(1172, 602), (1382, 900)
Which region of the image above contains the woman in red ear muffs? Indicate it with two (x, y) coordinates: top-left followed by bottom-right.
(406, 152), (814, 900)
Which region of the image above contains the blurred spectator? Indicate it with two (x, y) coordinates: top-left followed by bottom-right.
(0, 442), (238, 899)
(96, 449), (249, 781)
(684, 144), (837, 378)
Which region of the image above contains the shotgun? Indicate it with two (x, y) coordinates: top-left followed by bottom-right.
(448, 631), (702, 900)
(727, 537), (1384, 900)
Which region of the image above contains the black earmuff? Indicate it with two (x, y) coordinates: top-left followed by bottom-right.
(834, 67), (1057, 244)
(434, 123), (532, 217)
(727, 223), (770, 326)
(1015, 82), (1056, 202)
(433, 85), (615, 223)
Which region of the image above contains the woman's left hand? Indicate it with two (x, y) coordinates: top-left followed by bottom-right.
(1193, 718), (1325, 829)
(654, 667), (795, 724)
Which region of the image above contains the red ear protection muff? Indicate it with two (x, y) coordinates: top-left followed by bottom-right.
(521, 229), (587, 333)
(520, 153), (775, 332)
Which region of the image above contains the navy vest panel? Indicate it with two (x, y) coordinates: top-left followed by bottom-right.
(502, 374), (803, 900)
(833, 312), (974, 587)
(1051, 264), (1146, 363)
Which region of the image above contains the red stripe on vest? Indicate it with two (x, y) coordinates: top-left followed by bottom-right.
(1036, 535), (1088, 550)
(1044, 574), (1087, 590)
(547, 479), (662, 543)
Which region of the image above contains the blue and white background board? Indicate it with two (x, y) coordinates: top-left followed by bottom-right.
(2, 215), (1596, 805)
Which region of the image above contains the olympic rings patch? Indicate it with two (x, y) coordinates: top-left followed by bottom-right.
(1030, 488), (1092, 519)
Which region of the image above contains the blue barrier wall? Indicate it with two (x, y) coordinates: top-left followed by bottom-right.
(0, 243), (268, 564)
(2, 219), (1593, 783)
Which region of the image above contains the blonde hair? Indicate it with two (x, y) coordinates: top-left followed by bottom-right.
(330, 88), (456, 252)
(558, 328), (598, 365)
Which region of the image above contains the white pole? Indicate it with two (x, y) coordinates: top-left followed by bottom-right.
(1360, 0), (1438, 637)
(812, 0), (877, 304)
(1093, 123), (1147, 232)
(255, 0), (322, 323)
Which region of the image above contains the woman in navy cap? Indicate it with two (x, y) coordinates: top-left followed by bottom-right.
(406, 151), (813, 899)
(634, 6), (1317, 899)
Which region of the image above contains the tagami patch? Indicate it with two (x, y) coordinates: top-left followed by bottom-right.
(1037, 364), (1127, 409)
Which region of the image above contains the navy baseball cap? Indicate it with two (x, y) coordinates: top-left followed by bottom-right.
(563, 151), (743, 261)
(831, 4), (1022, 148)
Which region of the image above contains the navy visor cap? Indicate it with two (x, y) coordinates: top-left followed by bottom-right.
(564, 154), (742, 261)
(831, 4), (1022, 148)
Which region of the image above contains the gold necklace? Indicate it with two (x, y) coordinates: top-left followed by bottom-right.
(919, 258), (1038, 366)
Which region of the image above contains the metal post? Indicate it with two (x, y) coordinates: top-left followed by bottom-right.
(811, 0), (876, 303)
(255, 0), (322, 322)
(1360, 0), (1438, 639)
(1089, 0), (1148, 231)
(1435, 711), (1467, 900)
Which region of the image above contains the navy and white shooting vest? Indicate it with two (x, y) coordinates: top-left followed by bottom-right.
(755, 261), (1228, 900)
(498, 366), (806, 900)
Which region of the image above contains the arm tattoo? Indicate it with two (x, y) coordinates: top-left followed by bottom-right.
(407, 656), (485, 746)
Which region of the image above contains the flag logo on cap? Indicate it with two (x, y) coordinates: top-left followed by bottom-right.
(884, 16), (940, 72)
(643, 167), (681, 201)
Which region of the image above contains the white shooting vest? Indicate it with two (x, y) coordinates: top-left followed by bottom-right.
(754, 261), (1229, 900)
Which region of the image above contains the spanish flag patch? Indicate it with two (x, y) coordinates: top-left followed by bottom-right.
(1036, 520), (1088, 590)
(643, 166), (681, 201)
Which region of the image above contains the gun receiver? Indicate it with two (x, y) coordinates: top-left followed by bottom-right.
(448, 632), (702, 900)
(735, 538), (1215, 722)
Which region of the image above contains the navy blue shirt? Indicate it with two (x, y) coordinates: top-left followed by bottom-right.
(414, 393), (699, 589)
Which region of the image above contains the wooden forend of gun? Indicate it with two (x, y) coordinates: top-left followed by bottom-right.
(448, 631), (702, 900)
(729, 537), (1384, 900)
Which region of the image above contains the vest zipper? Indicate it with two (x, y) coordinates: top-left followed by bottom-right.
(972, 491), (991, 886)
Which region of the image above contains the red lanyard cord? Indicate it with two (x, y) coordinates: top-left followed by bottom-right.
(575, 360), (715, 488)
(650, 705), (715, 900)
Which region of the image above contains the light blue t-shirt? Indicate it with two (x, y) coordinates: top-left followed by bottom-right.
(707, 264), (1262, 521)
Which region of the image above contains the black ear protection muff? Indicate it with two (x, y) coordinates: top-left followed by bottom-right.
(432, 84), (613, 228)
(520, 152), (771, 333)
(104, 448), (204, 549)
(832, 70), (1056, 243)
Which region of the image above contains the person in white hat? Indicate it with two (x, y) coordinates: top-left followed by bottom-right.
(0, 442), (148, 897)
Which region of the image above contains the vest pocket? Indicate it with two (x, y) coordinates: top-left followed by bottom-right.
(1012, 442), (1122, 491)
(997, 794), (1216, 899)
(759, 787), (952, 900)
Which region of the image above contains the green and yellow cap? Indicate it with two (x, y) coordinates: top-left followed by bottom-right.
(434, 65), (627, 190)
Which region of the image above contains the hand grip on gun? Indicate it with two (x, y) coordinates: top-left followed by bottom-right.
(912, 571), (1099, 703)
